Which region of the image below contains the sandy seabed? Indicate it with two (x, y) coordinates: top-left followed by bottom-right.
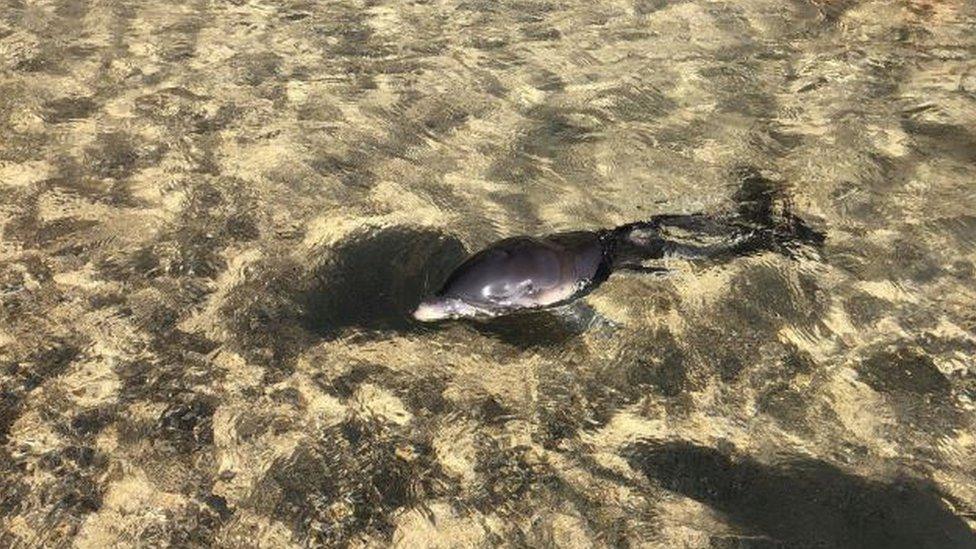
(1, 0), (975, 547)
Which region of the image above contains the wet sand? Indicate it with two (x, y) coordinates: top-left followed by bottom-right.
(1, 0), (975, 546)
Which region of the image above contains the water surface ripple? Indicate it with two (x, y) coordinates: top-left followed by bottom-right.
(1, 0), (975, 546)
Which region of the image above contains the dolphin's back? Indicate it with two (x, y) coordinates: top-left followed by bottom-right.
(438, 237), (564, 303)
(437, 233), (608, 309)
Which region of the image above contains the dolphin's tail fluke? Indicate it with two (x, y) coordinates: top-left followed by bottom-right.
(609, 169), (824, 269)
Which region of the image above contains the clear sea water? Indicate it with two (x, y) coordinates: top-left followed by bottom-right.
(0, 0), (974, 546)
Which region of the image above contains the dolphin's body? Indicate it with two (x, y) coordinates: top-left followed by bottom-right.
(412, 212), (823, 322)
(413, 231), (612, 321)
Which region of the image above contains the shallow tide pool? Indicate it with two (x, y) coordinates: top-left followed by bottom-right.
(1, 0), (975, 546)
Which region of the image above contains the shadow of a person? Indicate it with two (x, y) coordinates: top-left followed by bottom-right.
(627, 441), (975, 548)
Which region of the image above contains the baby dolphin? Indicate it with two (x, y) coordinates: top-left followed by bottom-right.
(413, 212), (823, 322)
(413, 231), (612, 321)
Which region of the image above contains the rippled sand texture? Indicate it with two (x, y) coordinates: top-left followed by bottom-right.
(2, 0), (976, 546)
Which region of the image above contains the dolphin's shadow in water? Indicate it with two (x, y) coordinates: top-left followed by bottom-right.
(465, 306), (592, 348)
(626, 441), (975, 548)
(299, 225), (594, 347)
(299, 226), (467, 337)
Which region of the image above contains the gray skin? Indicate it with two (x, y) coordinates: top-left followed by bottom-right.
(413, 231), (612, 321)
(412, 213), (822, 322)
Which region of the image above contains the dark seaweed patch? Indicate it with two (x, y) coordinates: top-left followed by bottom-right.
(156, 397), (217, 453)
(323, 363), (451, 415)
(529, 69), (565, 92)
(781, 345), (815, 374)
(164, 497), (231, 547)
(84, 132), (143, 180)
(726, 266), (824, 331)
(530, 328), (690, 446)
(637, 354), (686, 397)
(626, 441), (975, 548)
(398, 375), (451, 416)
(475, 395), (514, 424)
(22, 443), (108, 537)
(600, 82), (676, 123)
(54, 0), (89, 19)
(116, 331), (219, 404)
(157, 17), (205, 62)
(117, 178), (259, 281)
(814, 0), (858, 24)
(901, 121), (976, 165)
(521, 25), (561, 41)
(858, 346), (950, 396)
(230, 52), (282, 86)
(620, 329), (687, 399)
(682, 324), (759, 383)
(67, 406), (117, 438)
(633, 0), (672, 15)
(486, 106), (606, 184)
(699, 62), (777, 118)
(310, 152), (376, 189)
(42, 96), (98, 123)
(219, 256), (312, 372)
(535, 365), (586, 446)
(856, 345), (964, 436)
(757, 384), (810, 433)
(889, 237), (943, 283)
(41, 455), (103, 515)
(325, 363), (391, 399)
(0, 340), (81, 443)
(33, 218), (100, 247)
(844, 291), (888, 326)
(717, 354), (745, 382)
(524, 106), (606, 147)
(472, 436), (552, 514)
(250, 417), (452, 546)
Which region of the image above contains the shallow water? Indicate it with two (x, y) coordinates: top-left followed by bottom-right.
(1, 0), (975, 546)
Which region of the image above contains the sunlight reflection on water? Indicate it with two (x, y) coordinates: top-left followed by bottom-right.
(1, 0), (975, 546)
